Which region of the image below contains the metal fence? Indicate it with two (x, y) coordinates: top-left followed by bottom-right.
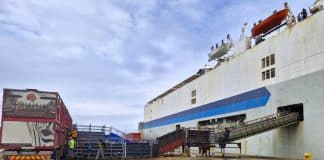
(73, 125), (155, 159)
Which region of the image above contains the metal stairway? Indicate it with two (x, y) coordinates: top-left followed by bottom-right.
(157, 129), (186, 155)
(156, 112), (302, 155)
(157, 128), (218, 155)
(214, 112), (301, 143)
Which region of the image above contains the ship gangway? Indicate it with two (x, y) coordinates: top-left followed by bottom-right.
(156, 111), (302, 156)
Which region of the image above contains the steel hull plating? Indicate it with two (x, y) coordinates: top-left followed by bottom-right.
(145, 68), (324, 159)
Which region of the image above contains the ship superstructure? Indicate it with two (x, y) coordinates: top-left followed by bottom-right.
(141, 1), (324, 159)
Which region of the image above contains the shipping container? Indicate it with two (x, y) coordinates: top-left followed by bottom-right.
(125, 133), (141, 142)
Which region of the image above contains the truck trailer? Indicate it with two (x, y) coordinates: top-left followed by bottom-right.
(0, 88), (72, 159)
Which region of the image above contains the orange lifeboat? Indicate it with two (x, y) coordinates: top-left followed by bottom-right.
(252, 8), (289, 37)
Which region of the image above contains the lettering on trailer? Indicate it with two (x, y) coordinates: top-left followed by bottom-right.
(3, 90), (56, 118)
(143, 87), (271, 129)
(8, 155), (51, 160)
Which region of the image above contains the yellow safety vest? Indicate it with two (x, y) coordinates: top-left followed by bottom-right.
(69, 139), (75, 149)
(98, 142), (104, 149)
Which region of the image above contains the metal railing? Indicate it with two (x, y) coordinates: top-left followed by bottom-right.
(150, 112), (302, 156)
(73, 125), (154, 159)
(213, 112), (301, 142)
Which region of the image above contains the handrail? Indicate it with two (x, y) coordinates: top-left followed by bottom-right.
(156, 112), (302, 155)
(235, 112), (298, 130)
(76, 124), (126, 137)
(226, 112), (300, 141)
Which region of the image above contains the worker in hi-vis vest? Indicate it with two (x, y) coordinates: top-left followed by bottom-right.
(96, 137), (105, 160)
(68, 137), (76, 157)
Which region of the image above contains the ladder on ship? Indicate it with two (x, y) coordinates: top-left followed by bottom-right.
(156, 111), (302, 156)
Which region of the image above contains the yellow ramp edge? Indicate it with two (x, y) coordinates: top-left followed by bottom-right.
(7, 155), (51, 160)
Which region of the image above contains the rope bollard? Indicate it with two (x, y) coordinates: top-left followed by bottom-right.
(304, 153), (312, 160)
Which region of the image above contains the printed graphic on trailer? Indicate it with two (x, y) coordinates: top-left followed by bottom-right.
(3, 90), (56, 118)
(1, 121), (54, 146)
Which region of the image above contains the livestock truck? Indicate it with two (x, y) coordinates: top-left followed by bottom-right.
(0, 89), (72, 160)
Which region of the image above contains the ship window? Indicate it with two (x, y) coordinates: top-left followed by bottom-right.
(261, 54), (276, 81)
(270, 54), (275, 65)
(271, 68), (275, 78)
(191, 98), (196, 104)
(215, 114), (246, 126)
(191, 89), (197, 104)
(266, 70), (270, 79)
(266, 56), (270, 67)
(278, 103), (304, 121)
(191, 89), (196, 97)
(198, 120), (210, 127)
(216, 118), (223, 124)
(211, 119), (216, 125)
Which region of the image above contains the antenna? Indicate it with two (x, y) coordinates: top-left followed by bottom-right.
(240, 22), (248, 39)
(227, 33), (234, 48)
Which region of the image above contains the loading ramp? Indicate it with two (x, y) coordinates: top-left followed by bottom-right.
(157, 129), (186, 155)
(216, 112), (301, 143)
(156, 111), (302, 155)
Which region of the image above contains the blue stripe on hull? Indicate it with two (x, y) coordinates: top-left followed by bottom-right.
(143, 87), (271, 129)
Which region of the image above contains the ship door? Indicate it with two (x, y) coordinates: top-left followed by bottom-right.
(277, 103), (304, 121)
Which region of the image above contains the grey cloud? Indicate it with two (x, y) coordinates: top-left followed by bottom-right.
(0, 0), (312, 132)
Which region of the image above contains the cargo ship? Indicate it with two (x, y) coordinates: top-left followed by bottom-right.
(140, 1), (324, 159)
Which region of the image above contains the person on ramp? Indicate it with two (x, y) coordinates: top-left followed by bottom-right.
(96, 137), (105, 160)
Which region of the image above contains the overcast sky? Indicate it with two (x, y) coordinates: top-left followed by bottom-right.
(0, 0), (312, 132)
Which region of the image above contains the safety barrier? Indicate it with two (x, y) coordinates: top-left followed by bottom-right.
(72, 125), (153, 159)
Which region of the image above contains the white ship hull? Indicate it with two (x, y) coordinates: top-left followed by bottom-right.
(141, 8), (324, 159)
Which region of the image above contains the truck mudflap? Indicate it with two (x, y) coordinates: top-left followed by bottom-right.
(7, 155), (51, 160)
